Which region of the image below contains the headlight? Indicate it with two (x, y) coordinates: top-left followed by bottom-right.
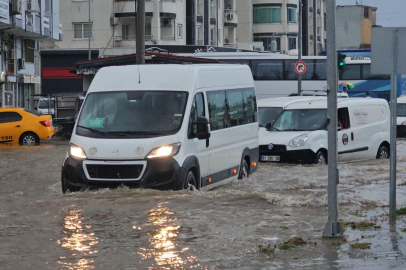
(147, 143), (181, 159)
(69, 144), (87, 159)
(289, 134), (309, 148)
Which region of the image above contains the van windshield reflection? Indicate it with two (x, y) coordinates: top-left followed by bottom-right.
(77, 91), (188, 138)
(273, 109), (327, 131)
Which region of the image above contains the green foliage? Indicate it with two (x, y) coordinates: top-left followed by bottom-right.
(350, 242), (371, 249)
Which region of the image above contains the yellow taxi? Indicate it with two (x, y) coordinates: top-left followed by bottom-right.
(0, 108), (54, 145)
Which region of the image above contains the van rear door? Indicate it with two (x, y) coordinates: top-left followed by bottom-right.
(337, 107), (354, 161)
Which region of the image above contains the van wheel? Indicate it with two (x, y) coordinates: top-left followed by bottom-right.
(314, 151), (327, 165)
(377, 146), (389, 159)
(19, 132), (39, 146)
(239, 159), (249, 179)
(183, 170), (198, 191)
(61, 173), (82, 194)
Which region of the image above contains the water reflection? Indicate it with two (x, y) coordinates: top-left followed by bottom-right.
(57, 209), (98, 270)
(139, 203), (202, 269)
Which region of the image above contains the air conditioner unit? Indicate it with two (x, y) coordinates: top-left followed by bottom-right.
(110, 17), (119, 26)
(161, 19), (172, 27)
(12, 0), (22, 15)
(227, 13), (234, 20)
(18, 58), (25, 70)
(7, 49), (15, 59)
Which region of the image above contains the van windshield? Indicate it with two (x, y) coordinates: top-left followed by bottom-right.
(258, 107), (283, 127)
(397, 104), (406, 116)
(77, 91), (188, 138)
(273, 109), (327, 131)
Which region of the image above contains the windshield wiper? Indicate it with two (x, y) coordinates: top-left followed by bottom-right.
(77, 125), (107, 136)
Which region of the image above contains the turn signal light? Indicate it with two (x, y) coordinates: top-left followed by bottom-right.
(208, 178), (212, 183)
(252, 162), (257, 167)
(40, 120), (51, 127)
(232, 169), (237, 174)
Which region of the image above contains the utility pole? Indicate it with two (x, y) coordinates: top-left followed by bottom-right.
(136, 0), (145, 64)
(313, 0), (317, 55)
(298, 0), (302, 96)
(88, 0), (91, 60)
(323, 0), (342, 238)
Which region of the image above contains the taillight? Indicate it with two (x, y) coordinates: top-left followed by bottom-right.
(40, 120), (51, 127)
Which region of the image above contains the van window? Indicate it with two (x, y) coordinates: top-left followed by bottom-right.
(0, 112), (22, 123)
(38, 100), (55, 109)
(273, 109), (327, 131)
(189, 93), (205, 137)
(251, 60), (283, 80)
(208, 91), (227, 130)
(76, 91), (188, 138)
(258, 107), (283, 127)
(338, 108), (350, 130)
(398, 104), (406, 117)
(244, 88), (257, 123)
(227, 89), (245, 127)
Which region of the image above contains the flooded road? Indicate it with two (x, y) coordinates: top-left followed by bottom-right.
(1, 138), (406, 269)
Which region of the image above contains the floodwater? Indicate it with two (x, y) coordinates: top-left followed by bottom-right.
(1, 138), (406, 269)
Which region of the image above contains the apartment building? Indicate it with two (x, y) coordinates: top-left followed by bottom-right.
(0, 0), (61, 109)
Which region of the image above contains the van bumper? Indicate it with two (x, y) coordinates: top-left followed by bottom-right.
(259, 145), (316, 164)
(61, 156), (181, 190)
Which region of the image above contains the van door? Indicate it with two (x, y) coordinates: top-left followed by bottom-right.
(337, 107), (354, 161)
(188, 93), (210, 185)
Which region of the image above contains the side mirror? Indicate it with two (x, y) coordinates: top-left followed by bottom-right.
(265, 121), (275, 131)
(193, 116), (211, 140)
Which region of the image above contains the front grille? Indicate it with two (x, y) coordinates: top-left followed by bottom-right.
(86, 164), (143, 180)
(259, 144), (287, 155)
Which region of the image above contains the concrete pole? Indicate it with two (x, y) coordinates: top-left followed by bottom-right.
(298, 0), (302, 96)
(323, 0), (342, 238)
(313, 0), (317, 55)
(389, 29), (398, 222)
(136, 0), (145, 64)
(88, 0), (91, 60)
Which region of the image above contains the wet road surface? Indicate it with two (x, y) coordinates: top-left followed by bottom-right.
(1, 138), (406, 269)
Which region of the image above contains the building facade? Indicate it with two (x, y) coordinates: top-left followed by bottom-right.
(336, 5), (378, 50)
(0, 0), (61, 109)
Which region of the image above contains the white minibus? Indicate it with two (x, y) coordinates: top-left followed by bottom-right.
(61, 64), (259, 193)
(259, 97), (390, 164)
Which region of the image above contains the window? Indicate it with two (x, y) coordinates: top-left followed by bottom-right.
(340, 65), (361, 80)
(177, 24), (183, 38)
(189, 93), (205, 137)
(208, 91), (227, 131)
(45, 0), (51, 15)
(253, 7), (281, 23)
(210, 28), (214, 44)
(273, 109), (327, 131)
(397, 104), (406, 117)
(23, 39), (35, 63)
(338, 108), (350, 130)
(254, 37), (280, 51)
(74, 23), (92, 39)
(287, 7), (297, 23)
(227, 90), (245, 127)
(252, 60), (283, 80)
(288, 37), (296, 50)
(196, 25), (201, 42)
(364, 7), (369, 18)
(122, 25), (129, 40)
(258, 107), (283, 127)
(0, 112), (22, 123)
(362, 65), (390, 80)
(244, 88), (257, 124)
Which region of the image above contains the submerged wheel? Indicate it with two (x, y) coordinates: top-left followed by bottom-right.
(314, 150), (327, 165)
(19, 132), (39, 146)
(183, 170), (198, 191)
(238, 159), (249, 179)
(377, 145), (389, 159)
(61, 173), (83, 194)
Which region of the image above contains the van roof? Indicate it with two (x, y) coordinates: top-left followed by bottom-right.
(257, 96), (325, 109)
(88, 64), (254, 93)
(284, 97), (388, 110)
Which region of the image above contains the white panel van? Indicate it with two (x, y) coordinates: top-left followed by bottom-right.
(259, 97), (390, 164)
(61, 64), (259, 193)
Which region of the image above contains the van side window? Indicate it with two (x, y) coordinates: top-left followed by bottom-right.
(227, 90), (245, 127)
(0, 112), (22, 123)
(189, 93), (205, 137)
(208, 91), (227, 131)
(244, 88), (257, 123)
(338, 107), (350, 130)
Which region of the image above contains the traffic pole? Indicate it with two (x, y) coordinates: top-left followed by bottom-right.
(298, 0), (302, 96)
(389, 29), (398, 223)
(136, 0), (145, 64)
(323, 0), (342, 238)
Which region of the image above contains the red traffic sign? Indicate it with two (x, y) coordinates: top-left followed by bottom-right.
(295, 61), (306, 75)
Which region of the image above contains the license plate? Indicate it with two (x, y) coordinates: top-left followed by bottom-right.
(261, 155), (280, 162)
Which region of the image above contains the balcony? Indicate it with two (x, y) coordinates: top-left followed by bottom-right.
(160, 0), (177, 15)
(224, 9), (238, 25)
(114, 0), (154, 16)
